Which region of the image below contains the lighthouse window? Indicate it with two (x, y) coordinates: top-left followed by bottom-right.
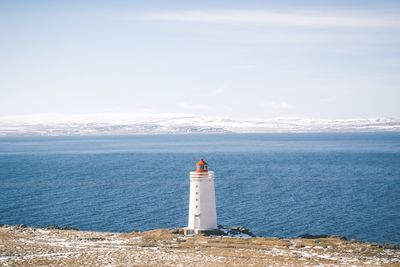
(196, 192), (198, 195)
(196, 198), (198, 201)
(196, 185), (198, 188)
(196, 205), (198, 208)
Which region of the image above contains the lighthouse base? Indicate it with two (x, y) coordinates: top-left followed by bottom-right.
(183, 228), (196, 235)
(183, 227), (223, 236)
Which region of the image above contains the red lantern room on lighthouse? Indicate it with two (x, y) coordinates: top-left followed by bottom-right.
(196, 159), (208, 173)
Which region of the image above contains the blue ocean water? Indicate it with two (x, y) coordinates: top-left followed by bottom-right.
(0, 133), (399, 244)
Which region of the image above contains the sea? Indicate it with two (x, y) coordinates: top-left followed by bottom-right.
(0, 133), (399, 245)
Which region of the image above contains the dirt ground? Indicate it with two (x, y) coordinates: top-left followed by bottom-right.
(0, 225), (399, 266)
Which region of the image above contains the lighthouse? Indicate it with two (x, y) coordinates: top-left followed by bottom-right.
(187, 159), (218, 234)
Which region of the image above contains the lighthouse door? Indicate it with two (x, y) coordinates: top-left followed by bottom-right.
(194, 214), (200, 229)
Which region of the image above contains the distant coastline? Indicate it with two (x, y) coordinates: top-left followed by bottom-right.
(0, 113), (399, 136)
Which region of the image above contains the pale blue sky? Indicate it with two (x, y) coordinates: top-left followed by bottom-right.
(1, 0), (400, 119)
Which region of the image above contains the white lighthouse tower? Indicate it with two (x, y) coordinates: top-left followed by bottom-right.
(187, 159), (218, 234)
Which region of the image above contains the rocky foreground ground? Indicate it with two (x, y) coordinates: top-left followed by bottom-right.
(0, 224), (399, 266)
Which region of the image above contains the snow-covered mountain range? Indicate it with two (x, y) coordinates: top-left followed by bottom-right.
(0, 113), (399, 136)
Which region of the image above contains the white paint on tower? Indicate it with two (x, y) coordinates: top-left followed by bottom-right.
(187, 159), (218, 233)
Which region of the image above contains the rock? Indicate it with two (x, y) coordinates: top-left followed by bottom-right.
(170, 228), (184, 235)
(298, 234), (347, 240)
(45, 225), (79, 230)
(217, 225), (256, 237)
(198, 229), (227, 236)
(379, 244), (399, 249)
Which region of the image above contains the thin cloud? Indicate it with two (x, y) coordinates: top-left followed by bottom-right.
(138, 10), (400, 29)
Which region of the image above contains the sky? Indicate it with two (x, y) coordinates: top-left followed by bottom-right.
(0, 0), (400, 119)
